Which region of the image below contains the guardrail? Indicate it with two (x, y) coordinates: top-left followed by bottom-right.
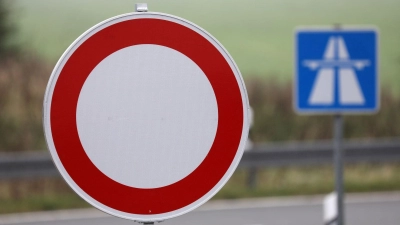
(1, 139), (400, 184)
(241, 139), (400, 188)
(0, 152), (58, 180)
(240, 138), (400, 168)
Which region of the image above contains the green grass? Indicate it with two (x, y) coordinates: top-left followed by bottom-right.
(215, 163), (400, 199)
(10, 0), (400, 94)
(0, 178), (89, 214)
(1, 163), (400, 214)
(0, 194), (88, 214)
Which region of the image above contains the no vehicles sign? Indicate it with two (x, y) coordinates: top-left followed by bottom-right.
(43, 12), (250, 221)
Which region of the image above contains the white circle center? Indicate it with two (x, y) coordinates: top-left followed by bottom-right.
(76, 44), (218, 189)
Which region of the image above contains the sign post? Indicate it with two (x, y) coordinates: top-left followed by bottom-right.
(43, 3), (249, 223)
(295, 27), (379, 225)
(333, 114), (344, 225)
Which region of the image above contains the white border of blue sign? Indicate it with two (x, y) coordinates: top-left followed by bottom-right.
(293, 26), (380, 115)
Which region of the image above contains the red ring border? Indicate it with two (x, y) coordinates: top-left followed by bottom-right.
(49, 16), (244, 215)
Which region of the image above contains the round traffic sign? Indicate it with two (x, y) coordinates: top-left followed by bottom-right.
(43, 12), (249, 222)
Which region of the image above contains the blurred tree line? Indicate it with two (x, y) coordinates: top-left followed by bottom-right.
(246, 77), (400, 143)
(0, 1), (49, 151)
(0, 0), (13, 57)
(0, 1), (398, 152)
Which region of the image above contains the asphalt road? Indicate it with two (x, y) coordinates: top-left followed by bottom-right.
(1, 192), (399, 225)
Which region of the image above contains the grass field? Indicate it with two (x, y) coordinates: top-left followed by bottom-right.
(10, 0), (400, 94)
(1, 163), (400, 214)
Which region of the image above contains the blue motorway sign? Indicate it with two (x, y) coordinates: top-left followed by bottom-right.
(294, 28), (379, 114)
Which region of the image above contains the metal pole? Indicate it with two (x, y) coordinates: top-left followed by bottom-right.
(247, 167), (257, 189)
(333, 114), (344, 225)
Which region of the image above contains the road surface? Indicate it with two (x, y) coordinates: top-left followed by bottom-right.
(1, 192), (399, 225)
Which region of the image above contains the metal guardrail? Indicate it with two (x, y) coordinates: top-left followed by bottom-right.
(0, 139), (400, 180)
(240, 138), (400, 168)
(241, 138), (400, 188)
(0, 152), (58, 180)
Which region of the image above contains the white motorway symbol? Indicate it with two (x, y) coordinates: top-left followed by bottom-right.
(303, 36), (370, 105)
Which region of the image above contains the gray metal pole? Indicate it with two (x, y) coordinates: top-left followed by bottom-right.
(247, 167), (257, 189)
(333, 114), (344, 225)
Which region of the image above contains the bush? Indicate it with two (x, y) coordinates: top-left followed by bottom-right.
(0, 0), (16, 57)
(245, 76), (400, 142)
(0, 53), (50, 151)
